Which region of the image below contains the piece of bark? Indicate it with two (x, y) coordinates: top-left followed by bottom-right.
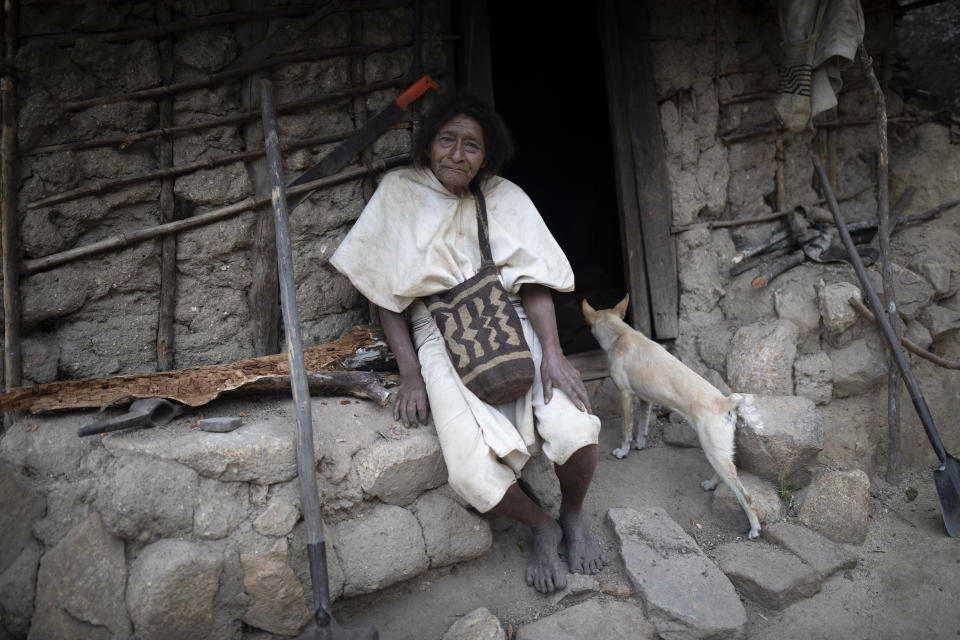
(0, 327), (383, 414)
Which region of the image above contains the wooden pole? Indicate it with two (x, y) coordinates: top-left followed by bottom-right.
(236, 3), (280, 358)
(2, 0), (22, 392)
(21, 5), (322, 47)
(156, 3), (178, 371)
(23, 74), (436, 157)
(59, 44), (407, 112)
(24, 126), (410, 209)
(260, 76), (332, 629)
(20, 156), (410, 276)
(858, 44), (901, 482)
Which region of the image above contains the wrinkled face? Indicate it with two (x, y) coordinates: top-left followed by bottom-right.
(429, 114), (486, 196)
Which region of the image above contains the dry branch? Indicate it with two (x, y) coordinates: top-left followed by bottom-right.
(21, 5), (320, 47)
(858, 44), (900, 481)
(750, 250), (805, 288)
(22, 74), (439, 156)
(850, 297), (960, 370)
(60, 44), (408, 112)
(670, 186), (871, 234)
(729, 245), (795, 277)
(720, 116), (916, 145)
(25, 123), (411, 210)
(0, 327), (390, 414)
(21, 154), (410, 275)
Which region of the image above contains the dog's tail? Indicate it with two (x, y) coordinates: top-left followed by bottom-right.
(728, 393), (764, 434)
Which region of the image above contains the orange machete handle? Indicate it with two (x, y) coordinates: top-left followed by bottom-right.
(395, 75), (439, 110)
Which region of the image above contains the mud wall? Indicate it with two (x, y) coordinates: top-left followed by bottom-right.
(10, 0), (445, 381)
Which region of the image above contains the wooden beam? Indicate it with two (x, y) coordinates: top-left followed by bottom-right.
(2, 0), (21, 391)
(235, 2), (280, 358)
(156, 3), (178, 371)
(617, 0), (678, 339)
(597, 0), (652, 336)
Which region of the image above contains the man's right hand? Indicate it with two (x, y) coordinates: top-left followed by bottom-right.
(378, 304), (431, 427)
(394, 371), (430, 427)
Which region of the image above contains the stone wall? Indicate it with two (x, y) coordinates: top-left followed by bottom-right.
(0, 397), (495, 639)
(651, 0), (960, 473)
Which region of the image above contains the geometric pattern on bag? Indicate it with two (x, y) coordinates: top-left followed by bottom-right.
(424, 185), (536, 406)
(426, 264), (535, 406)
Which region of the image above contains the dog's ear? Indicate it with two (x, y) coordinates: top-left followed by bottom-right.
(614, 294), (630, 319)
(581, 299), (597, 325)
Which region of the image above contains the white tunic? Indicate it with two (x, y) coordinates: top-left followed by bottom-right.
(330, 166), (600, 512)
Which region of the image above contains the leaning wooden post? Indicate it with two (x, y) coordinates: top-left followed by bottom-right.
(1, 0), (22, 392)
(156, 3), (178, 371)
(236, 3), (279, 357)
(858, 43), (901, 482)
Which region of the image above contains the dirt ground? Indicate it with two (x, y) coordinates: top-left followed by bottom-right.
(331, 413), (960, 640)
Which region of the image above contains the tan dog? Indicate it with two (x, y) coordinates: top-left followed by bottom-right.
(582, 295), (762, 539)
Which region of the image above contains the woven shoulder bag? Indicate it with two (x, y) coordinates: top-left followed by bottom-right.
(424, 188), (536, 405)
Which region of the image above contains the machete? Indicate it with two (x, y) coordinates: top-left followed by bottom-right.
(285, 74), (439, 212)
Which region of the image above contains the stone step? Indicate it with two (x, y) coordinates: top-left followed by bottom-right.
(607, 506), (747, 639)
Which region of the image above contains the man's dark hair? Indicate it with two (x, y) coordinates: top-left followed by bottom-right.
(413, 93), (515, 188)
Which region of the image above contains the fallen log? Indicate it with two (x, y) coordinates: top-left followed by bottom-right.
(0, 326), (395, 414)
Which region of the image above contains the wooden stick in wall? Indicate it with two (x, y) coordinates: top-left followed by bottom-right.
(21, 156), (410, 276)
(2, 0), (22, 392)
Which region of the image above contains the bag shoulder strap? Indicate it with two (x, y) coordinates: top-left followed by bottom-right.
(472, 187), (495, 268)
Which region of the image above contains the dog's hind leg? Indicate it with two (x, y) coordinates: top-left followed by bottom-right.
(633, 399), (652, 450)
(612, 387), (634, 459)
(698, 412), (762, 539)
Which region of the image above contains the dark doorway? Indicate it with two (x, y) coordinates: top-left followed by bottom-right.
(486, 2), (625, 354)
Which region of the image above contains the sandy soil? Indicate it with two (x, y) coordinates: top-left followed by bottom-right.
(332, 414), (960, 640)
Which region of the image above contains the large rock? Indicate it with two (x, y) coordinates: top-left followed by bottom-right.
(818, 281), (862, 334)
(127, 539), (224, 640)
(29, 513), (130, 640)
(355, 429), (447, 505)
(713, 542), (820, 609)
(762, 522), (859, 578)
(102, 419), (299, 485)
(333, 503), (429, 596)
(194, 476), (250, 540)
(253, 501), (299, 537)
(774, 277), (821, 340)
(799, 470), (871, 545)
(0, 540), (41, 638)
(711, 471), (783, 534)
(793, 351), (833, 405)
(0, 472), (45, 574)
(734, 395), (824, 488)
(241, 539), (311, 636)
(726, 319), (798, 395)
(443, 608), (505, 640)
(607, 507), (746, 639)
(828, 338), (888, 397)
(96, 455), (198, 543)
(412, 488), (492, 568)
(918, 303), (960, 340)
(517, 598), (656, 640)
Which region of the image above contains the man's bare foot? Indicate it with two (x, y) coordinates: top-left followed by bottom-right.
(526, 518), (566, 593)
(559, 511), (606, 575)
